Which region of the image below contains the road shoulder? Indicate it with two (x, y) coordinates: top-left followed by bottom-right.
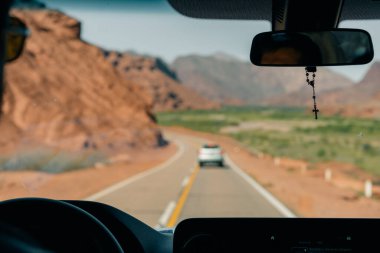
(165, 126), (380, 217)
(0, 143), (177, 200)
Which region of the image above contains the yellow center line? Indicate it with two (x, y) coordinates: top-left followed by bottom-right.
(166, 165), (201, 228)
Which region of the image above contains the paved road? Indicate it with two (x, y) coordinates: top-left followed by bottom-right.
(179, 164), (283, 219)
(86, 131), (293, 228)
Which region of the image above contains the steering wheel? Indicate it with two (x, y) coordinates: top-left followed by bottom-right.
(0, 198), (124, 253)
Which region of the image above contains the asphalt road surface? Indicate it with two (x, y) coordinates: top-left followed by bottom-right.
(86, 131), (295, 228)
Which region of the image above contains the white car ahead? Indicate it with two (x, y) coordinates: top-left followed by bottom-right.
(198, 144), (224, 167)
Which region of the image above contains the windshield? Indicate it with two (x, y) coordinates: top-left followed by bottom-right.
(2, 0), (380, 229)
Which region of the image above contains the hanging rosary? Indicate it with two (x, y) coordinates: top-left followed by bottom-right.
(305, 66), (319, 120)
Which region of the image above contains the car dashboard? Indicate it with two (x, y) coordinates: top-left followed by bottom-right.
(0, 198), (378, 253)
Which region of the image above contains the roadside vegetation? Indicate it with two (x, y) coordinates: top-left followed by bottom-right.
(158, 106), (380, 176)
(0, 149), (107, 173)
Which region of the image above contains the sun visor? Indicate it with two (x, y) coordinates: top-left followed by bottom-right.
(167, 0), (271, 20)
(168, 0), (380, 22)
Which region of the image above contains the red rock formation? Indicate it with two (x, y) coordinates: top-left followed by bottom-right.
(0, 10), (164, 153)
(105, 52), (219, 111)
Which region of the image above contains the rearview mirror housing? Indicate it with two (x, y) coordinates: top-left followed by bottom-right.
(250, 29), (374, 67)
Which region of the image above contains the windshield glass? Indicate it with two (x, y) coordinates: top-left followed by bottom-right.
(2, 0), (380, 228)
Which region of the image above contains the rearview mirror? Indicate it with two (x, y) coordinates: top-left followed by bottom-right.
(250, 29), (374, 67)
(6, 16), (29, 63)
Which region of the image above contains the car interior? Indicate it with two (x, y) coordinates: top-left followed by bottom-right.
(1, 0), (380, 252)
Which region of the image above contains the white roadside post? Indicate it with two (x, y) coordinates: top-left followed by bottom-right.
(364, 180), (372, 198)
(324, 169), (332, 182)
(274, 157), (281, 167)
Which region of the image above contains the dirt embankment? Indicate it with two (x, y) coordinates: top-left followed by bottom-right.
(167, 126), (380, 218)
(0, 142), (176, 201)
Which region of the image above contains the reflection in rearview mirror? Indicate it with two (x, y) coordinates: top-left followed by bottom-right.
(250, 29), (374, 67)
(6, 16), (29, 63)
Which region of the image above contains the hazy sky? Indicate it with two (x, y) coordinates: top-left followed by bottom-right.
(44, 0), (380, 82)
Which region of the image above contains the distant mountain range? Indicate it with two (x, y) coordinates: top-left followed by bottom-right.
(318, 62), (380, 117)
(172, 53), (380, 117)
(172, 53), (354, 105)
(259, 62), (380, 117)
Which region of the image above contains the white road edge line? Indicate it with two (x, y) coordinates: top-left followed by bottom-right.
(181, 176), (190, 187)
(84, 141), (185, 201)
(225, 155), (296, 218)
(156, 201), (177, 229)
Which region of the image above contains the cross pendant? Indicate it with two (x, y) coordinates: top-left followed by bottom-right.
(313, 107), (319, 120)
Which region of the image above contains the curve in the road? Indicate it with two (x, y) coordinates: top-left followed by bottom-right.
(83, 131), (296, 228)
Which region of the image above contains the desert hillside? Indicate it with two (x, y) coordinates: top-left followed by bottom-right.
(265, 62), (380, 118)
(173, 53), (354, 105)
(318, 62), (380, 117)
(0, 9), (164, 153)
(104, 52), (218, 111)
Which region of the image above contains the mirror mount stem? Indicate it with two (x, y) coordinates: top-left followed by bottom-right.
(272, 0), (343, 31)
(306, 66), (317, 73)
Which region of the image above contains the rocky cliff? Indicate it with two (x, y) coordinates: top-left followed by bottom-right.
(0, 10), (164, 153)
